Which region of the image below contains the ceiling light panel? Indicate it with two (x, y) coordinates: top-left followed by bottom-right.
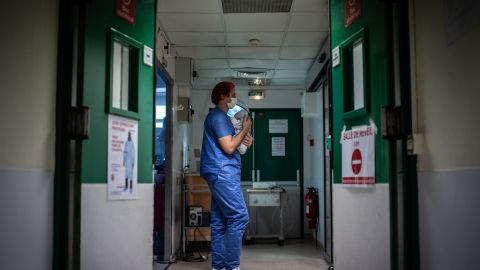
(221, 0), (292, 13)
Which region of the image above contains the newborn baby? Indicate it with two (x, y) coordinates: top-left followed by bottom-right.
(230, 110), (250, 154)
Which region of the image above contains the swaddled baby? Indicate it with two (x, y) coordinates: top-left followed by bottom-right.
(230, 110), (250, 154)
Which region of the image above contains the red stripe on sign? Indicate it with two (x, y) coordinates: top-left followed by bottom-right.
(342, 177), (375, 185)
(342, 177), (374, 180)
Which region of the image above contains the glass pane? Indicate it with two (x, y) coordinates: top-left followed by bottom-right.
(112, 41), (122, 109)
(352, 41), (364, 110)
(121, 45), (130, 110)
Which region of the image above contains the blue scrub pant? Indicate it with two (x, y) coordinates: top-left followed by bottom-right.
(207, 167), (249, 270)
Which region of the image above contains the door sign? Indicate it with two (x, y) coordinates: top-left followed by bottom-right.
(116, 0), (136, 24)
(341, 123), (375, 185)
(345, 0), (361, 27)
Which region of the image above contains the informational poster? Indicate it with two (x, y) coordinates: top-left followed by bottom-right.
(116, 0), (136, 24)
(269, 119), (288, 133)
(345, 0), (361, 27)
(272, 137), (286, 156)
(108, 115), (138, 200)
(341, 124), (375, 185)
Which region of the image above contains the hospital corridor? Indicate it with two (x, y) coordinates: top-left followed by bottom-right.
(1, 0), (480, 270)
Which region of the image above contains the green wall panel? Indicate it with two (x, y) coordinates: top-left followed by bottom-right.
(81, 0), (155, 184)
(330, 0), (392, 184)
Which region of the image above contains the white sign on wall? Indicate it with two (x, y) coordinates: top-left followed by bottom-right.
(272, 137), (286, 156)
(108, 115), (138, 200)
(332, 46), (340, 68)
(269, 119), (288, 133)
(341, 124), (375, 185)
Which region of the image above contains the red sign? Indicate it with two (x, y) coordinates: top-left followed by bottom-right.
(116, 0), (136, 24)
(345, 0), (361, 27)
(351, 148), (362, 175)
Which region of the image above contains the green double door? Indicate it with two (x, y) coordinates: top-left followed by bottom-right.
(241, 109), (302, 184)
(330, 0), (418, 270)
(60, 0), (156, 269)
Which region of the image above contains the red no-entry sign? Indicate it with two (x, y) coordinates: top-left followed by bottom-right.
(351, 148), (362, 175)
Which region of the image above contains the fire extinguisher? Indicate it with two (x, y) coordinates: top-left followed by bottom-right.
(305, 187), (319, 230)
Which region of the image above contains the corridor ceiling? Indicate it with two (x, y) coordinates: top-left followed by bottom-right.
(157, 0), (329, 91)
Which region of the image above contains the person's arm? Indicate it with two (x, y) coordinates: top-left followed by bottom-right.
(218, 115), (251, 155)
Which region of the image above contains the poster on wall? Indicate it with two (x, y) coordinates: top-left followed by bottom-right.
(340, 124), (375, 186)
(108, 115), (138, 200)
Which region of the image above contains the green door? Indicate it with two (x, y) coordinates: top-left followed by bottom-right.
(330, 0), (402, 269)
(75, 0), (155, 268)
(241, 109), (302, 183)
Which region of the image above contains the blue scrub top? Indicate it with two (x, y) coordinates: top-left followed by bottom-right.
(200, 107), (241, 181)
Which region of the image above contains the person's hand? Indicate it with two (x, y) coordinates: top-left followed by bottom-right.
(242, 115), (252, 131)
(243, 132), (253, 148)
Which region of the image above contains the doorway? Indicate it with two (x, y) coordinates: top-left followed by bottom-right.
(241, 108), (303, 239)
(153, 65), (173, 263)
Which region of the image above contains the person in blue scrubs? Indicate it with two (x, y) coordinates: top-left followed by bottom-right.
(200, 81), (253, 270)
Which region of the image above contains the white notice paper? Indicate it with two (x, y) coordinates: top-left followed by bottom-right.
(269, 119), (288, 133)
(272, 137), (286, 156)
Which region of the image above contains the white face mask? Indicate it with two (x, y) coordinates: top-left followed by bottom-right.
(227, 97), (237, 109)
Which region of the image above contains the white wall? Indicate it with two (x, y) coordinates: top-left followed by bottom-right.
(81, 185), (153, 270)
(0, 0), (58, 269)
(411, 0), (480, 269)
(333, 185), (391, 270)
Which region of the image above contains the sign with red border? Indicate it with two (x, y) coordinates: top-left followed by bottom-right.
(341, 124), (375, 185)
(116, 0), (136, 24)
(345, 0), (361, 27)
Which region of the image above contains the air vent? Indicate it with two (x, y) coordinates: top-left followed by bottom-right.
(222, 0), (292, 13)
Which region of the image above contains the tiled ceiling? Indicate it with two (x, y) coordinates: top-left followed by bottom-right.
(157, 0), (329, 91)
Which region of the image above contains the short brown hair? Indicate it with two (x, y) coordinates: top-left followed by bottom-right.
(211, 81), (235, 105)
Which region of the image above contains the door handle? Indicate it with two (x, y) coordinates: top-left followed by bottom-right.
(256, 170), (260, 182)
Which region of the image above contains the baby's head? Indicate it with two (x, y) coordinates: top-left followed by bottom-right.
(234, 110), (248, 120)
